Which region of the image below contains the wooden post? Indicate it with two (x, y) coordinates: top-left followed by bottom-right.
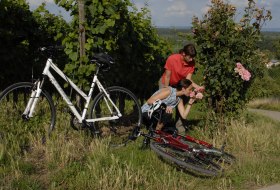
(77, 0), (86, 109)
(78, 0), (86, 60)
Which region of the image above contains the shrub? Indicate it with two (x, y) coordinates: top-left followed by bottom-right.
(192, 0), (272, 116)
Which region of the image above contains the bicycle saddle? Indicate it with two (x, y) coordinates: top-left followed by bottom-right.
(91, 53), (115, 70)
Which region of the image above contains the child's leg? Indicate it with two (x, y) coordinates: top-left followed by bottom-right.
(157, 112), (172, 131)
(156, 122), (164, 130)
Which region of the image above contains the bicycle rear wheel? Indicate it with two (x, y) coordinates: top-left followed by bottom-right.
(90, 86), (142, 147)
(150, 142), (223, 177)
(0, 82), (56, 149)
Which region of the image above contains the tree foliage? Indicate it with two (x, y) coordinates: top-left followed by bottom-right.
(0, 0), (69, 89)
(55, 0), (171, 99)
(273, 39), (280, 60)
(0, 0), (36, 88)
(192, 0), (272, 115)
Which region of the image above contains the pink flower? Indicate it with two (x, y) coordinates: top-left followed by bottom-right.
(195, 92), (203, 99)
(236, 62), (243, 69)
(190, 91), (195, 98)
(234, 62), (251, 81)
(241, 69), (251, 81)
(189, 90), (204, 100)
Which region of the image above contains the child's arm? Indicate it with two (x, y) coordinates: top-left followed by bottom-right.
(146, 88), (171, 105)
(177, 98), (195, 119)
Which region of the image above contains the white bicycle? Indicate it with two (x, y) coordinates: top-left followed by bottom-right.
(0, 47), (142, 146)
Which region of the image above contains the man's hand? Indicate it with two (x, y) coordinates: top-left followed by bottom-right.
(196, 86), (205, 92)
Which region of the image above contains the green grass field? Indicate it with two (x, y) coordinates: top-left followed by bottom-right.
(1, 101), (279, 190)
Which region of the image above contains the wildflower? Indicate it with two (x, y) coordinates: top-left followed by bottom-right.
(190, 91), (196, 98)
(195, 92), (204, 99)
(234, 62), (251, 81)
(190, 88), (204, 100)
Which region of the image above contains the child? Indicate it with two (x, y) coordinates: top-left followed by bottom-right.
(141, 79), (196, 132)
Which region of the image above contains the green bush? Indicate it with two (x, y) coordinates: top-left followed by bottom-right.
(192, 0), (272, 116)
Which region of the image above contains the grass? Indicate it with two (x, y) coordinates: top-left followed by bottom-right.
(248, 97), (280, 111)
(1, 102), (280, 189)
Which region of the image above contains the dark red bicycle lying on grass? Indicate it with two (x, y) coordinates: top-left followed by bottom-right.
(113, 102), (236, 177)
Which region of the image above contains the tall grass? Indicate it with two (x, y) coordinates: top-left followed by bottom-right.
(1, 108), (280, 189)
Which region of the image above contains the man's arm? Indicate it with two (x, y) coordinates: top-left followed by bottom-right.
(164, 70), (171, 87)
(186, 73), (201, 89)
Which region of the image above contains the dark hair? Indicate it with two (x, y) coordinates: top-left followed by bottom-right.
(183, 44), (196, 57)
(176, 79), (192, 90)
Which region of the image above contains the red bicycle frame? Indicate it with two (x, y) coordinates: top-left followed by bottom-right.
(151, 130), (213, 150)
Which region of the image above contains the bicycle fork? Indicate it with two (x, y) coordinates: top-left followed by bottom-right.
(22, 80), (44, 120)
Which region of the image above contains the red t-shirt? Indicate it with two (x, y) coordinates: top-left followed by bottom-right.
(161, 54), (195, 86)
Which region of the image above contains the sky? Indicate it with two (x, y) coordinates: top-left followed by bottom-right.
(26, 0), (280, 29)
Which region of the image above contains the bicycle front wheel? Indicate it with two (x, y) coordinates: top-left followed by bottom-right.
(178, 135), (236, 165)
(150, 142), (223, 177)
(0, 82), (56, 149)
(90, 86), (142, 146)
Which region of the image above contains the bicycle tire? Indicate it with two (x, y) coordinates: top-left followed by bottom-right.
(90, 86), (142, 147)
(205, 148), (236, 165)
(0, 82), (56, 148)
(150, 142), (223, 177)
(178, 136), (236, 165)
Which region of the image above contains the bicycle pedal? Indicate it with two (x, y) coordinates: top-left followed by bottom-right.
(143, 137), (150, 145)
(129, 127), (140, 141)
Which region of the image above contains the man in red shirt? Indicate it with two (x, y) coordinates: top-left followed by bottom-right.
(159, 44), (203, 133)
(159, 44), (200, 89)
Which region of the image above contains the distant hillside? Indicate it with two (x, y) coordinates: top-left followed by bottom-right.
(155, 27), (280, 53)
(262, 28), (280, 32)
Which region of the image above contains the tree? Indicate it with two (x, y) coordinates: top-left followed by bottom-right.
(0, 0), (37, 88)
(0, 0), (69, 89)
(192, 0), (272, 117)
(273, 39), (280, 60)
(55, 0), (171, 99)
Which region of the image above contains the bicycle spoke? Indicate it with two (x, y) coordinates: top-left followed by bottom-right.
(0, 82), (55, 152)
(150, 142), (223, 177)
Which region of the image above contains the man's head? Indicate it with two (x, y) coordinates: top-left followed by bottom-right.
(182, 44), (196, 63)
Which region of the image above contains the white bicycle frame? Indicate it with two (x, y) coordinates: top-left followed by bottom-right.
(23, 58), (122, 124)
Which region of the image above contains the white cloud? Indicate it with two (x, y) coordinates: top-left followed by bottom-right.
(27, 0), (55, 7)
(201, 5), (210, 15)
(228, 0), (248, 8)
(166, 1), (192, 17)
(24, 0), (280, 28)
